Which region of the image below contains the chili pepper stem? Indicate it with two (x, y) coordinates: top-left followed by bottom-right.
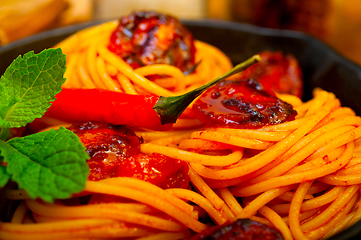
(153, 54), (261, 124)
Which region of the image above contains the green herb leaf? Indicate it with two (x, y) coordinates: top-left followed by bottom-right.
(0, 127), (89, 202)
(0, 165), (10, 187)
(0, 48), (66, 128)
(0, 48), (89, 203)
(0, 128), (10, 141)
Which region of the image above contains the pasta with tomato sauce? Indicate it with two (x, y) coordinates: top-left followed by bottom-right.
(28, 11), (233, 133)
(1, 10), (361, 240)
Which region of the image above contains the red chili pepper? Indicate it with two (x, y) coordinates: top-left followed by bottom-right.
(45, 55), (261, 131)
(45, 88), (173, 131)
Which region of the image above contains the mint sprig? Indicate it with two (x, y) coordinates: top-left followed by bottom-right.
(0, 49), (89, 202)
(0, 128), (89, 202)
(0, 48), (66, 128)
(0, 165), (10, 187)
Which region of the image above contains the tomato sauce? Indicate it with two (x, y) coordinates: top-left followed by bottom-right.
(193, 79), (297, 129)
(68, 122), (189, 190)
(115, 152), (189, 189)
(189, 219), (283, 240)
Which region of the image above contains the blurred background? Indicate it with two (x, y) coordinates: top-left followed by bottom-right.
(1, 0), (361, 65)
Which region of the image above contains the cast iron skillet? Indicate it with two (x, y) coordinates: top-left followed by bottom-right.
(1, 19), (361, 240)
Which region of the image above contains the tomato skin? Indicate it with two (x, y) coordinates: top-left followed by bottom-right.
(108, 10), (196, 72)
(189, 219), (283, 240)
(193, 79), (297, 129)
(68, 122), (189, 192)
(115, 152), (189, 189)
(240, 51), (303, 98)
(68, 122), (142, 181)
(88, 152), (190, 204)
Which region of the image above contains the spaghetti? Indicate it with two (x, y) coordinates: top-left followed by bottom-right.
(31, 18), (232, 132)
(137, 89), (361, 240)
(3, 88), (361, 240)
(56, 21), (232, 95)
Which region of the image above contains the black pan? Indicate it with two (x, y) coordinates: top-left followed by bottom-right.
(0, 19), (361, 240)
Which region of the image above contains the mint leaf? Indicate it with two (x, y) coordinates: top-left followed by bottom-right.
(0, 128), (9, 141)
(0, 48), (66, 128)
(0, 48), (89, 203)
(0, 127), (89, 202)
(0, 165), (10, 187)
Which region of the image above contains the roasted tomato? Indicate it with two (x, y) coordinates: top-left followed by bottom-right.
(115, 152), (189, 189)
(239, 51), (303, 98)
(189, 219), (283, 240)
(68, 122), (189, 190)
(68, 122), (141, 181)
(192, 79), (297, 129)
(108, 10), (196, 72)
